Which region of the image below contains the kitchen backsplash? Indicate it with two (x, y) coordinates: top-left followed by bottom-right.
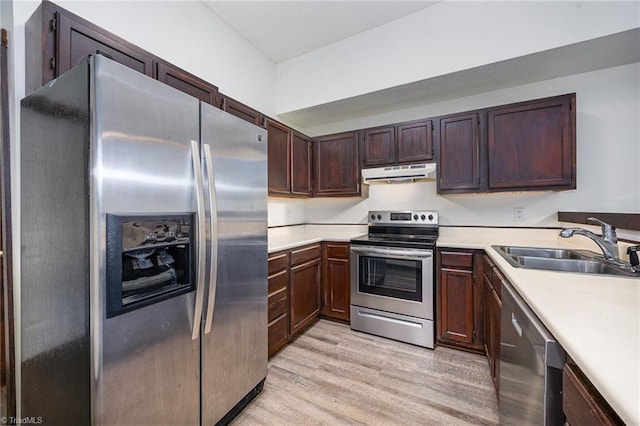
(268, 188), (640, 243)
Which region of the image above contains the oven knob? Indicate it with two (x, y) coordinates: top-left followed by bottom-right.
(413, 214), (418, 221)
(377, 214), (382, 220)
(428, 214), (434, 221)
(371, 214), (376, 220)
(421, 214), (426, 221)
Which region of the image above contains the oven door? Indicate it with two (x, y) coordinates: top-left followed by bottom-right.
(350, 245), (433, 319)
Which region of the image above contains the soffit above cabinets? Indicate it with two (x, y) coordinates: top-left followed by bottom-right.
(202, 1), (440, 63)
(279, 28), (640, 130)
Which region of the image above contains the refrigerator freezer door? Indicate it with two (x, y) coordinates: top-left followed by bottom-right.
(200, 103), (268, 424)
(92, 56), (201, 425)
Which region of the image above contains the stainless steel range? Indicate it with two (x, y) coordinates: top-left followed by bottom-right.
(350, 210), (438, 348)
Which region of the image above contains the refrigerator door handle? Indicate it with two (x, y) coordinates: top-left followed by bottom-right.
(191, 140), (206, 340)
(203, 144), (218, 335)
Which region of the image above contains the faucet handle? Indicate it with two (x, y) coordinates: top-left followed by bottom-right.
(587, 217), (617, 242)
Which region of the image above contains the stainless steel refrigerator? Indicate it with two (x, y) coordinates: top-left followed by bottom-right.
(20, 55), (267, 425)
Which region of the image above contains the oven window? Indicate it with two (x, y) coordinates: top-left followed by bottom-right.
(358, 255), (422, 302)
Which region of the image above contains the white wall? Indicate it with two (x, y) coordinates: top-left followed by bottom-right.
(276, 1), (640, 114)
(267, 197), (305, 227)
(302, 63), (640, 228)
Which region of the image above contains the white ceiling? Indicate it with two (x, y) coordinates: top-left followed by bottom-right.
(203, 1), (440, 63)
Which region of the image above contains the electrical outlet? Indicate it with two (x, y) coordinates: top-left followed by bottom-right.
(513, 207), (525, 222)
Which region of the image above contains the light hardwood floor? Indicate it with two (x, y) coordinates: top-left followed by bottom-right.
(233, 320), (498, 425)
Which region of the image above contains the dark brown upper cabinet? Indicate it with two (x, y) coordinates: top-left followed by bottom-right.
(266, 119), (313, 198)
(267, 119), (291, 196)
(219, 94), (264, 127)
(156, 61), (217, 105)
(362, 119), (434, 168)
(362, 126), (395, 167)
(487, 94), (575, 191)
(291, 132), (313, 196)
(25, 1), (153, 94)
(438, 113), (482, 193)
(397, 119), (434, 164)
(437, 93), (576, 194)
(25, 1), (218, 106)
(314, 131), (360, 197)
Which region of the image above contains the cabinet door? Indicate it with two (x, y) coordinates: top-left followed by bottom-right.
(56, 10), (153, 80)
(314, 132), (360, 196)
(488, 94), (575, 190)
(156, 62), (217, 105)
(267, 119), (291, 195)
(220, 95), (263, 127)
(483, 271), (501, 394)
(563, 362), (623, 425)
(397, 119), (434, 164)
(291, 132), (313, 196)
(438, 113), (481, 193)
(362, 126), (395, 167)
(321, 243), (350, 322)
(489, 285), (501, 394)
(289, 259), (321, 337)
(483, 273), (493, 360)
(439, 268), (474, 345)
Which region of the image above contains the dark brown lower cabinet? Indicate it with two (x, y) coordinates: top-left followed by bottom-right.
(563, 361), (623, 425)
(267, 251), (289, 357)
(289, 259), (321, 335)
(482, 254), (502, 395)
(320, 242), (350, 322)
(437, 249), (484, 352)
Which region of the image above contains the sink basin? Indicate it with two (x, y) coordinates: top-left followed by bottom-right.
(492, 245), (640, 278)
(496, 246), (596, 260)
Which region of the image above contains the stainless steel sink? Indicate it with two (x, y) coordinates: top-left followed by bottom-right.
(492, 245), (640, 277)
(496, 246), (596, 260)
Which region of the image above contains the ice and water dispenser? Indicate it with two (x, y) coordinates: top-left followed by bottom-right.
(106, 214), (195, 317)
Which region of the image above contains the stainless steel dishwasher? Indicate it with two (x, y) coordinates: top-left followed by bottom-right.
(499, 280), (566, 425)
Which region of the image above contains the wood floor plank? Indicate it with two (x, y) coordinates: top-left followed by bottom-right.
(233, 320), (498, 425)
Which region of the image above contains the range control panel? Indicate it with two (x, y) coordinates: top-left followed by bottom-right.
(367, 210), (438, 226)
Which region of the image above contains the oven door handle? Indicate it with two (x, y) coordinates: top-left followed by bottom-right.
(350, 245), (432, 259)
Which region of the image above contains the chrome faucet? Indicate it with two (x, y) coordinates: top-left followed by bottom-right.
(559, 217), (619, 261)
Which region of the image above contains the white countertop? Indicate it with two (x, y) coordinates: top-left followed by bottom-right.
(268, 224), (366, 253)
(269, 225), (639, 424)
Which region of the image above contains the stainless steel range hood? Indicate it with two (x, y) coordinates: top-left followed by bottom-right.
(361, 163), (436, 184)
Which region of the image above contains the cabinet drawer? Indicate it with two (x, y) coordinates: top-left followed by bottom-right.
(325, 243), (350, 259)
(290, 244), (321, 266)
(268, 313), (288, 357)
(268, 288), (287, 322)
(268, 251), (288, 275)
(268, 269), (288, 294)
(440, 251), (473, 269)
